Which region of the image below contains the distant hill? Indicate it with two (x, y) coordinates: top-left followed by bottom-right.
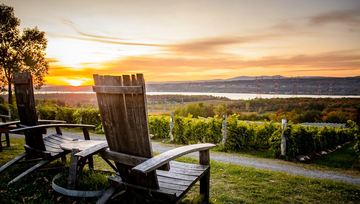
(40, 76), (360, 95)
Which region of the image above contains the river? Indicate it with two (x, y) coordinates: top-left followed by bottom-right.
(31, 91), (360, 100)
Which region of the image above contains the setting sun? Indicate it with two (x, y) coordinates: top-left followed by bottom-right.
(65, 79), (85, 87)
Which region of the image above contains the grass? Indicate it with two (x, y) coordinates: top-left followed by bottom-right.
(1, 138), (360, 203)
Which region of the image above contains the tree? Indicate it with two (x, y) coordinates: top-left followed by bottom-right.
(0, 4), (48, 105)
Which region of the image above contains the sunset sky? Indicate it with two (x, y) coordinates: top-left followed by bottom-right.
(3, 0), (360, 86)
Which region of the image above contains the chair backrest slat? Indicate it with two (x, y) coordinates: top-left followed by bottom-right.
(14, 72), (45, 151)
(93, 74), (158, 188)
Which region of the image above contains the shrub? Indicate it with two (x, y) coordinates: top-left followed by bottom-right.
(37, 105), (57, 120)
(73, 108), (101, 126)
(148, 115), (170, 139)
(55, 106), (76, 123)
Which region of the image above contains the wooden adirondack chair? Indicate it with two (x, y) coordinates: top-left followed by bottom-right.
(0, 72), (95, 185)
(93, 74), (215, 204)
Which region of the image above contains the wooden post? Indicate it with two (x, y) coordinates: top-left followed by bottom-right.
(82, 128), (94, 170)
(2, 116), (10, 147)
(221, 114), (227, 145)
(280, 118), (287, 157)
(68, 149), (80, 189)
(0, 132), (2, 152)
(169, 112), (174, 141)
(200, 150), (210, 204)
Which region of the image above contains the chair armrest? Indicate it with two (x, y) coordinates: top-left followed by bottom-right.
(10, 123), (95, 133)
(132, 143), (215, 174)
(0, 121), (20, 128)
(74, 141), (108, 157)
(38, 119), (66, 124)
(0, 114), (11, 119)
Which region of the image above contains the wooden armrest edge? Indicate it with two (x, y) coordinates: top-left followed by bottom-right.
(133, 143), (215, 173)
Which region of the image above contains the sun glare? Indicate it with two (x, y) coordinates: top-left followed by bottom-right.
(65, 79), (84, 87)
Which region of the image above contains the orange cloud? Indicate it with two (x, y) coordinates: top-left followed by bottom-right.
(309, 7), (360, 27)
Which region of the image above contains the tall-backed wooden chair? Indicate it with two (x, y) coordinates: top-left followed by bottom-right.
(93, 74), (215, 204)
(0, 72), (94, 185)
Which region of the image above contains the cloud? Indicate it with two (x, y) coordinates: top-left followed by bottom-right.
(54, 20), (283, 56)
(99, 50), (360, 77)
(59, 19), (165, 47)
(309, 8), (360, 27)
(167, 34), (278, 55)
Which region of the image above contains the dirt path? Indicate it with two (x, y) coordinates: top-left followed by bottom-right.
(40, 130), (360, 186)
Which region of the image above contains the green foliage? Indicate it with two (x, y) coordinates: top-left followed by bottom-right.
(148, 115), (170, 139)
(172, 116), (222, 144)
(55, 106), (76, 123)
(73, 108), (101, 126)
(0, 98), (9, 115)
(224, 116), (278, 152)
(349, 121), (360, 156)
(37, 104), (57, 120)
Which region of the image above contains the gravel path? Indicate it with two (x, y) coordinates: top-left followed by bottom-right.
(32, 130), (360, 186)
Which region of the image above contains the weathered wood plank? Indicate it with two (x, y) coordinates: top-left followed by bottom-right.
(68, 149), (80, 189)
(10, 124), (94, 133)
(0, 152), (27, 173)
(44, 143), (64, 153)
(0, 121), (20, 128)
(45, 135), (72, 144)
(133, 143), (215, 173)
(200, 150), (210, 204)
(157, 175), (193, 186)
(170, 161), (208, 170)
(156, 170), (197, 181)
(24, 144), (52, 158)
(166, 167), (205, 177)
(60, 140), (106, 151)
(100, 149), (147, 166)
(43, 140), (62, 148)
(8, 160), (49, 185)
(93, 85), (143, 94)
(74, 141), (108, 157)
(47, 134), (74, 141)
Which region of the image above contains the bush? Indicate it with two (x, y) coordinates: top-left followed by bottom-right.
(268, 123), (356, 160)
(148, 115), (170, 139)
(55, 106), (76, 123)
(172, 116), (222, 144)
(73, 108), (101, 126)
(37, 105), (57, 120)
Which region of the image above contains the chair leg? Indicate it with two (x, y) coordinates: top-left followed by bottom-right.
(88, 156), (94, 170)
(0, 133), (2, 152)
(200, 169), (210, 204)
(8, 160), (49, 185)
(5, 132), (10, 147)
(0, 152), (27, 173)
(200, 150), (210, 204)
(61, 155), (67, 164)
